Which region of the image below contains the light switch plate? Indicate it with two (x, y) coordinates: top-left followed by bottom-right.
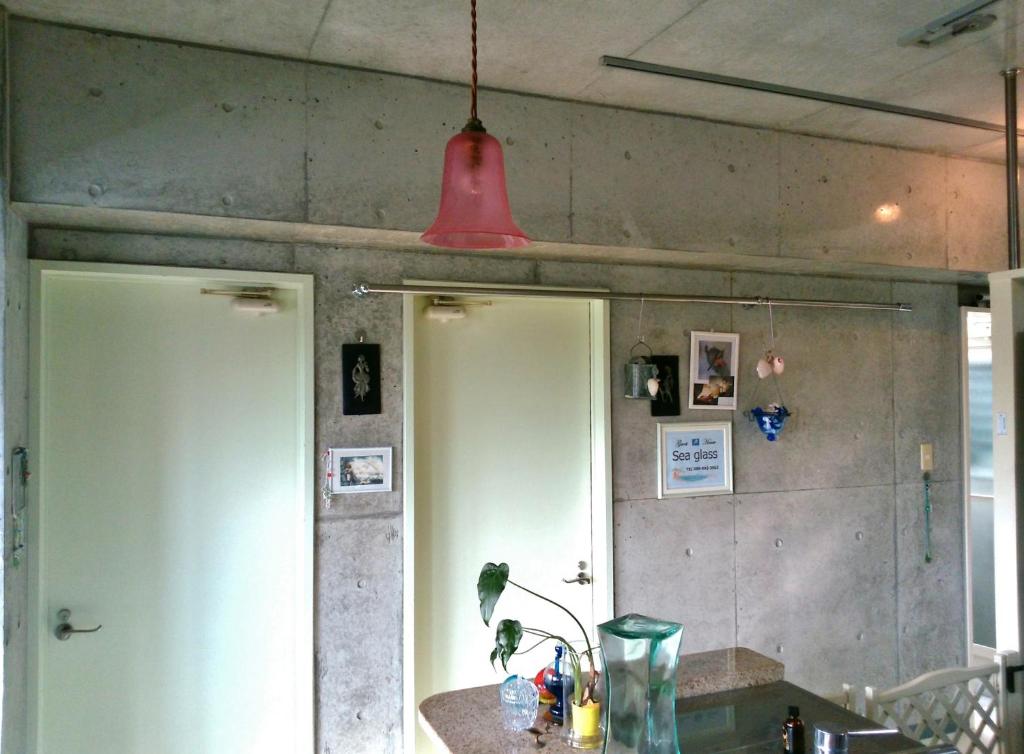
(920, 442), (934, 472)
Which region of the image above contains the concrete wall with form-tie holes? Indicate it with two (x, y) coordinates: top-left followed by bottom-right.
(3, 17), (974, 753)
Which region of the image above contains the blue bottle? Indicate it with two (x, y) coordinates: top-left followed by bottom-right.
(544, 644), (570, 724)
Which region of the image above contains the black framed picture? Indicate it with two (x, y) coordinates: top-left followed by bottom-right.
(342, 343), (382, 415)
(650, 355), (681, 417)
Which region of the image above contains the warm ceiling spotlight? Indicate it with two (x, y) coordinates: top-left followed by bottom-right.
(874, 203), (901, 223)
(421, 0), (529, 250)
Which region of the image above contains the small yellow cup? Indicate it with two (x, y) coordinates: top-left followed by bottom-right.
(571, 701), (602, 746)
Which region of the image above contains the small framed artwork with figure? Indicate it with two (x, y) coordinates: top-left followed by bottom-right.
(342, 342), (382, 415)
(657, 421), (733, 498)
(688, 331), (739, 410)
(650, 354), (681, 417)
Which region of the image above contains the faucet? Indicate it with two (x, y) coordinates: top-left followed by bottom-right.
(812, 722), (899, 754)
(813, 722), (956, 754)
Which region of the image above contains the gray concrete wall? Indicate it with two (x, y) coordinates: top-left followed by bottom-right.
(5, 18), (972, 754)
(7, 19), (1011, 276)
(30, 229), (964, 752)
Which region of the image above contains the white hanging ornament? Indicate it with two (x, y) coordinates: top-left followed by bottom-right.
(756, 350), (785, 379)
(647, 376), (661, 397)
(746, 301), (791, 442)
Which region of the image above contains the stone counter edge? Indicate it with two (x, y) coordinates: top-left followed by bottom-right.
(677, 646), (784, 697)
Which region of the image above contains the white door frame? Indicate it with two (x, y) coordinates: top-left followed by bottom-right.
(401, 283), (613, 753)
(26, 261), (316, 753)
(989, 270), (1024, 754)
(989, 271), (1023, 653)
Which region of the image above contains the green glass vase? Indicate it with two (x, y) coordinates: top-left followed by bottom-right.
(597, 614), (683, 754)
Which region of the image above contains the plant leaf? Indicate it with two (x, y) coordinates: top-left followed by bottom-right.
(493, 619), (523, 671)
(478, 562), (509, 626)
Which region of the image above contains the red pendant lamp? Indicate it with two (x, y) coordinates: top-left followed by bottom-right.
(421, 0), (530, 249)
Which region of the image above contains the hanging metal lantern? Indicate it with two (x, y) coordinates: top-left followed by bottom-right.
(624, 340), (660, 399)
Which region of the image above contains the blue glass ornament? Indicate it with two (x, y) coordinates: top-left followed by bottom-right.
(749, 405), (790, 441)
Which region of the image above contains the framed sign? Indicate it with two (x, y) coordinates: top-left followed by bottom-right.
(657, 421), (733, 498)
(328, 447), (393, 493)
(688, 331), (739, 410)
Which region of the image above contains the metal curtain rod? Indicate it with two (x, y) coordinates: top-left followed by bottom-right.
(352, 283), (911, 312)
(600, 56), (1005, 134)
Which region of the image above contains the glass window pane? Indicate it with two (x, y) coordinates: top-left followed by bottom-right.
(966, 310), (995, 649)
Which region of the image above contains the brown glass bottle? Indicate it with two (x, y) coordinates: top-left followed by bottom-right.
(782, 705), (805, 754)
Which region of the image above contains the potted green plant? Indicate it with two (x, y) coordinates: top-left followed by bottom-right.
(477, 562), (601, 744)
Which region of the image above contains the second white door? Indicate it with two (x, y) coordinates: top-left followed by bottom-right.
(410, 294), (610, 752)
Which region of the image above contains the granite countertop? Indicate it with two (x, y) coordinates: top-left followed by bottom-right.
(419, 646), (785, 754)
(678, 682), (918, 754)
(677, 646), (783, 697)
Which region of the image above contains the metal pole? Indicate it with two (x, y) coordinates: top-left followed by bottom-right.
(601, 56), (1004, 134)
(1004, 67), (1021, 270)
(353, 283), (912, 312)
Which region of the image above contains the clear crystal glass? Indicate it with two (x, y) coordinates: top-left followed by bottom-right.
(598, 614), (684, 754)
(499, 675), (540, 732)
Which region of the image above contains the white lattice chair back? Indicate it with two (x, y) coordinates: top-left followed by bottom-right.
(864, 652), (1008, 754)
(822, 684), (858, 713)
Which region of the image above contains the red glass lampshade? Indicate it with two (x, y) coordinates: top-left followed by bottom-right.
(421, 128), (530, 249)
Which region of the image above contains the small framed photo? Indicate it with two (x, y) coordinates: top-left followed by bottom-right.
(328, 447), (393, 494)
(689, 331), (739, 410)
(658, 421), (733, 498)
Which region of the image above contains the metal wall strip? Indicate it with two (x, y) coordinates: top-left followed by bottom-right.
(600, 55), (1005, 134)
(1004, 68), (1021, 270)
(353, 283), (912, 312)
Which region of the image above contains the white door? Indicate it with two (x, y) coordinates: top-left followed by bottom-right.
(28, 263), (313, 754)
(409, 293), (611, 753)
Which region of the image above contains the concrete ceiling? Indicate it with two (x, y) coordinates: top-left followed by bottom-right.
(7, 0), (1024, 158)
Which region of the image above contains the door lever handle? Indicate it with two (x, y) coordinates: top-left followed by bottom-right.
(562, 572), (592, 585)
(54, 608), (102, 641)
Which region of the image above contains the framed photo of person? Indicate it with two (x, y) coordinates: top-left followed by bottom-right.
(657, 422), (733, 498)
(688, 331), (739, 410)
